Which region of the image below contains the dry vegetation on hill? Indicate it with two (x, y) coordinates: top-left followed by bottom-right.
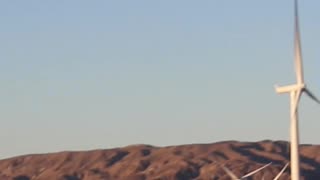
(1, 140), (320, 180)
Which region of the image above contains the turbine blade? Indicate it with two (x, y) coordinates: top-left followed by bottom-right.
(292, 90), (303, 114)
(273, 163), (289, 180)
(221, 166), (239, 180)
(304, 89), (320, 104)
(294, 0), (304, 84)
(242, 162), (272, 178)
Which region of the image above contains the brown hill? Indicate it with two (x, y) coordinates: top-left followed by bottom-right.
(1, 140), (320, 180)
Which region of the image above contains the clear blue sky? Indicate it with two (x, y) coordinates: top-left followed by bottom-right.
(1, 0), (320, 159)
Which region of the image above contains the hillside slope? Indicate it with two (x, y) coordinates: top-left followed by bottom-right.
(1, 140), (320, 180)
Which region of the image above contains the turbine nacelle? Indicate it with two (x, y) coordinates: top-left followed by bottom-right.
(275, 84), (305, 94)
(275, 84), (320, 104)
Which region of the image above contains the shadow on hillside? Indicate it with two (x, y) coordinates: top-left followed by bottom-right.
(230, 143), (320, 179)
(13, 175), (30, 180)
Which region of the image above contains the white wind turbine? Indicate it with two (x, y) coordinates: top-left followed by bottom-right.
(222, 162), (289, 180)
(275, 0), (320, 180)
(221, 163), (271, 180)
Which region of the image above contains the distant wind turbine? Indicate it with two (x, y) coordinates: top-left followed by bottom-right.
(275, 0), (320, 180)
(222, 162), (288, 180)
(273, 163), (289, 180)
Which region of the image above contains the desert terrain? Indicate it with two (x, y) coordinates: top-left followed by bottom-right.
(1, 140), (320, 180)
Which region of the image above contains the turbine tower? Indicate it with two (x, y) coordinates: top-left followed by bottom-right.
(275, 0), (320, 180)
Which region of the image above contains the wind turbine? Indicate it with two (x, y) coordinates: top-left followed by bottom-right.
(275, 0), (320, 180)
(222, 162), (288, 180)
(221, 163), (271, 180)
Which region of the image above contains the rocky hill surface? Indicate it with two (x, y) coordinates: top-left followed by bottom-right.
(1, 140), (320, 180)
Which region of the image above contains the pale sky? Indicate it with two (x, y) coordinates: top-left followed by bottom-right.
(1, 0), (320, 159)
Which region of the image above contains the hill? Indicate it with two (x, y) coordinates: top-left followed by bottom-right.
(1, 140), (320, 180)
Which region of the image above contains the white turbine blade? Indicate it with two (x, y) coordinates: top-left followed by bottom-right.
(294, 0), (304, 84)
(242, 162), (272, 178)
(292, 89), (303, 114)
(304, 88), (320, 104)
(274, 163), (289, 180)
(221, 166), (239, 180)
